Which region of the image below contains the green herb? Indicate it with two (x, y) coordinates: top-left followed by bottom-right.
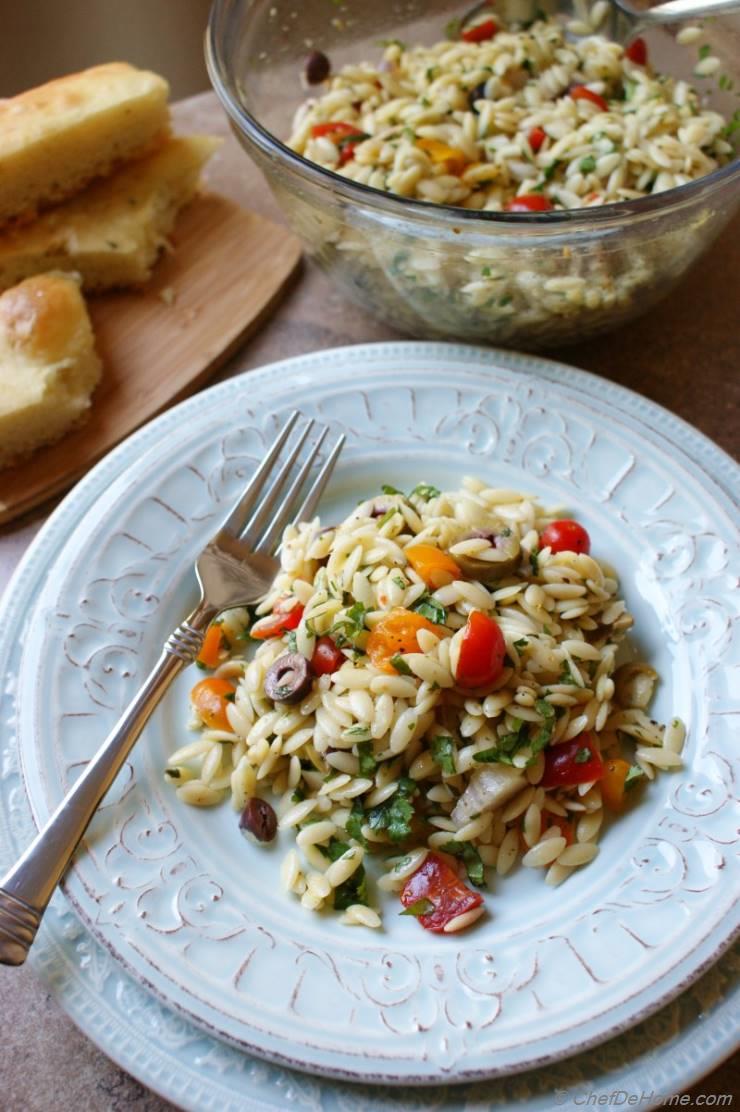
(392, 575), (407, 589)
(345, 724), (372, 739)
(195, 659), (207, 670)
(402, 126), (416, 142)
(330, 601), (368, 647)
(445, 17), (462, 40)
(286, 629), (298, 653)
(698, 44), (711, 59)
(430, 735), (457, 776)
(390, 654), (413, 675)
(381, 483), (404, 495)
(368, 778), (418, 842)
(321, 841), (369, 909)
(425, 66), (438, 81)
(574, 746), (591, 764)
(291, 787), (305, 803)
(411, 594), (447, 625)
(543, 160), (560, 181)
(535, 698), (554, 723)
(529, 546), (540, 575)
(624, 764), (645, 790)
(721, 109), (740, 138)
(623, 78), (637, 101)
(559, 659), (576, 684)
(346, 801), (367, 845)
(377, 508), (398, 527)
(579, 155), (596, 173)
(514, 637), (529, 650)
(420, 97), (431, 108)
(441, 841), (486, 886)
(357, 740), (377, 776)
(401, 897), (434, 917)
(499, 295), (513, 307)
(410, 483), (441, 501)
(377, 37), (406, 49)
(718, 74), (733, 91)
(481, 265), (492, 277)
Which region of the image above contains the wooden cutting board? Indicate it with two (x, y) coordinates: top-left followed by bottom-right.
(0, 193), (302, 525)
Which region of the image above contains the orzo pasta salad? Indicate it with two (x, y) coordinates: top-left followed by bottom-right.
(290, 12), (733, 211)
(167, 479), (685, 933)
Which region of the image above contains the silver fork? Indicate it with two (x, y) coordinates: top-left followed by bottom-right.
(0, 412), (344, 966)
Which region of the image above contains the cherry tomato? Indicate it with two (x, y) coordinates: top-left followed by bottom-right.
(196, 623), (226, 669)
(505, 194), (553, 212)
(601, 757), (632, 810)
(311, 636), (345, 675)
(250, 597), (304, 640)
(540, 519), (591, 555)
(625, 37), (648, 65)
(462, 18), (499, 43)
(310, 121), (361, 139)
(338, 141), (361, 165)
(455, 610), (506, 689)
(570, 85), (609, 112)
(541, 733), (604, 788)
(190, 677), (236, 731)
(405, 543), (462, 589)
(367, 607), (441, 673)
(528, 126), (547, 153)
(400, 852), (484, 932)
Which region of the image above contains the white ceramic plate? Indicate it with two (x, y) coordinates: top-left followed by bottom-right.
(12, 342), (740, 1084)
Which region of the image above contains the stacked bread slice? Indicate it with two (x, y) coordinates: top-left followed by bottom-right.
(0, 63), (220, 468)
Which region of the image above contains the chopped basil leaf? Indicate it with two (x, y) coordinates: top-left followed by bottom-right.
(412, 594), (447, 625)
(357, 740), (377, 776)
(401, 897), (434, 917)
(698, 44), (711, 59)
(441, 840), (486, 887)
(430, 735), (457, 776)
(286, 629), (298, 653)
(330, 601), (368, 647)
(624, 763), (645, 790)
(392, 574), (407, 589)
(390, 654), (413, 675)
(377, 508), (399, 527)
(535, 698), (554, 721)
(481, 265), (492, 277)
(543, 159), (560, 181)
(530, 546), (540, 575)
(346, 801), (367, 845)
(291, 786), (305, 803)
(579, 155), (596, 173)
(559, 659), (576, 684)
(574, 746), (591, 764)
(368, 778), (418, 842)
(381, 483), (404, 495)
(410, 483), (441, 501)
(514, 637), (529, 650)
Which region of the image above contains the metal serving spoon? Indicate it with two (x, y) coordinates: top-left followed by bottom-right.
(461, 0), (740, 46)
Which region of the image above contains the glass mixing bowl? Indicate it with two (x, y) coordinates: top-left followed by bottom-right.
(206, 0), (740, 348)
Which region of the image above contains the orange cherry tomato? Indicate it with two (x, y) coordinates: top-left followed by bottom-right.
(601, 757), (632, 810)
(455, 610), (506, 689)
(367, 607), (441, 673)
(405, 543), (462, 589)
(196, 623), (226, 669)
(191, 677), (236, 731)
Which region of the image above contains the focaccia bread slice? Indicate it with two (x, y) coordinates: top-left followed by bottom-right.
(0, 135), (221, 292)
(0, 62), (170, 226)
(0, 273), (102, 468)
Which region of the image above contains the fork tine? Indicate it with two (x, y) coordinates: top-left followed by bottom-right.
(219, 411), (299, 537)
(240, 419), (315, 546)
(291, 433), (345, 527)
(254, 427), (329, 555)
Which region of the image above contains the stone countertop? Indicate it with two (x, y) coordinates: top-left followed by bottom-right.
(0, 92), (738, 1110)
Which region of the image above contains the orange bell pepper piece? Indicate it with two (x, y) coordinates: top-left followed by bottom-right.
(417, 137), (468, 176)
(601, 758), (632, 810)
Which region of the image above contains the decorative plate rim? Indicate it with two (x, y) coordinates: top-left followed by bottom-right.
(6, 341), (740, 1086)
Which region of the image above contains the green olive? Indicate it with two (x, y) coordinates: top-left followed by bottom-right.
(454, 530), (521, 582)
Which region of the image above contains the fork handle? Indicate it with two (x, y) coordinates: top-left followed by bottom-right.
(633, 0), (740, 22)
(0, 601), (215, 966)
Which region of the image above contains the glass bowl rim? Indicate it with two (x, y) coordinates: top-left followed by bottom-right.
(206, 0), (740, 230)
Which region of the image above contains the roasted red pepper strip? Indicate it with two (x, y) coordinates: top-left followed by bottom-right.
(400, 852), (483, 932)
(570, 85), (609, 112)
(505, 193), (553, 212)
(462, 18), (499, 43)
(541, 733), (604, 788)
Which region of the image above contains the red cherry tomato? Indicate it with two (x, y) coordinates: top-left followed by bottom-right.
(541, 733), (604, 788)
(250, 597), (304, 640)
(528, 126), (547, 153)
(540, 519), (591, 555)
(505, 194), (553, 212)
(311, 636), (345, 675)
(400, 852), (484, 932)
(625, 37), (648, 65)
(310, 121), (360, 139)
(338, 141), (360, 165)
(570, 85), (609, 112)
(455, 610), (506, 689)
(462, 18), (499, 42)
